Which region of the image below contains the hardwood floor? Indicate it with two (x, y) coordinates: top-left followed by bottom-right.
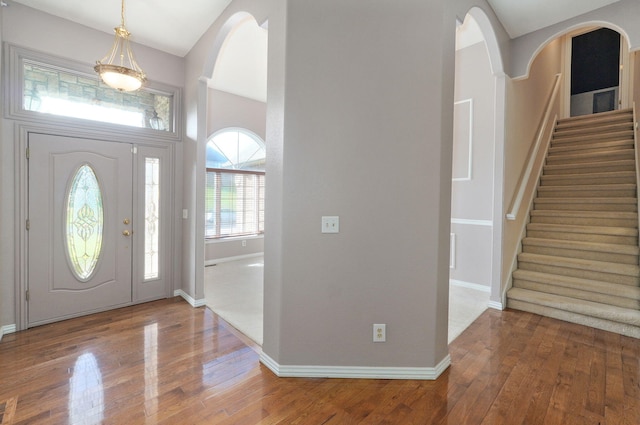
(0, 297), (638, 424)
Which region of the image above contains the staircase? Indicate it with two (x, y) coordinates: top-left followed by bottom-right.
(507, 108), (640, 338)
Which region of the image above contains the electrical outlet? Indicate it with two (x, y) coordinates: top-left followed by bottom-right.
(373, 324), (386, 342)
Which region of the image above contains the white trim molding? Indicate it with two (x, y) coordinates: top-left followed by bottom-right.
(450, 279), (491, 293)
(174, 289), (206, 308)
(452, 98), (474, 181)
(259, 352), (451, 380)
(205, 252), (264, 266)
(0, 324), (17, 342)
(488, 300), (505, 311)
(450, 233), (456, 269)
(450, 218), (493, 227)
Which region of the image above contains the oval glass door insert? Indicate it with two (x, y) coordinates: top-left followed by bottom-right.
(66, 164), (104, 280)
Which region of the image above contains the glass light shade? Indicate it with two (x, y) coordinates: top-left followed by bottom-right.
(95, 64), (144, 92)
(94, 5), (146, 93)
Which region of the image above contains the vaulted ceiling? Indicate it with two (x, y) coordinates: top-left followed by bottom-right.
(9, 0), (624, 57)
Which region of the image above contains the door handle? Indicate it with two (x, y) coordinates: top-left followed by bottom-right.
(122, 229), (132, 236)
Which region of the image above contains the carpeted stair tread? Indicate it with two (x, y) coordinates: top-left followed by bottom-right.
(522, 237), (639, 255)
(533, 197), (638, 212)
(512, 269), (640, 299)
(553, 122), (634, 138)
(530, 210), (638, 220)
(543, 159), (636, 175)
(507, 287), (640, 327)
(540, 171), (636, 186)
(536, 184), (636, 198)
(526, 222), (638, 237)
(518, 252), (640, 277)
(512, 271), (640, 309)
(522, 237), (639, 264)
(548, 139), (634, 155)
(550, 130), (634, 145)
(529, 210), (638, 228)
(546, 149), (634, 165)
(556, 108), (632, 125)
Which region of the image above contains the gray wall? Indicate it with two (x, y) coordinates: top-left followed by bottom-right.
(264, 0), (456, 369)
(451, 41), (495, 289)
(207, 88), (267, 139)
(184, 0), (508, 373)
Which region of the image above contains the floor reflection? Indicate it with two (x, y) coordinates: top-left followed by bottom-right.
(69, 353), (104, 425)
(144, 323), (159, 421)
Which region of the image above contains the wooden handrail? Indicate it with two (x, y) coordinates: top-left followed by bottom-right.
(506, 73), (562, 221)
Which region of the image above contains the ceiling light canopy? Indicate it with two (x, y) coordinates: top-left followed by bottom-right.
(94, 0), (146, 92)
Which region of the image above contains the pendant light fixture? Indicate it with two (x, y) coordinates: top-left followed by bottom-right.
(94, 0), (146, 92)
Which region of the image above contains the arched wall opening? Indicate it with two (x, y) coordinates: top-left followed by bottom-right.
(452, 7), (507, 314)
(195, 11), (268, 346)
(516, 22), (633, 120)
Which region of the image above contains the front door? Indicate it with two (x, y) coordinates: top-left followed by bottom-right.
(28, 133), (134, 326)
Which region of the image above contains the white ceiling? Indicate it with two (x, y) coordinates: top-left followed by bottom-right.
(486, 0), (623, 38)
(10, 0), (626, 57)
(10, 0), (233, 57)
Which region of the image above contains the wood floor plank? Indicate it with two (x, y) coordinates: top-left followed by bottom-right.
(1, 299), (639, 424)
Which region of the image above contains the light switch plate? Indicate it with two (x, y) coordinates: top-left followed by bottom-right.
(321, 216), (339, 233)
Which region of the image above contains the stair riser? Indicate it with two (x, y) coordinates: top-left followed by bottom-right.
(506, 299), (640, 338)
(537, 189), (636, 198)
(540, 176), (636, 186)
(558, 113), (632, 124)
(526, 229), (637, 246)
(522, 245), (639, 265)
(549, 146), (634, 157)
(517, 262), (639, 285)
(512, 279), (640, 309)
(555, 127), (633, 137)
(532, 202), (638, 212)
(529, 216), (638, 228)
(546, 152), (635, 165)
(555, 119), (632, 128)
(543, 164), (636, 175)
(551, 132), (634, 145)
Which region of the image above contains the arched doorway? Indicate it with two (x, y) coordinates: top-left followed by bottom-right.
(199, 13), (268, 345)
(449, 8), (506, 342)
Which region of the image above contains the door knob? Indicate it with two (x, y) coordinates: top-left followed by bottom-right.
(122, 229), (132, 236)
(123, 218), (130, 225)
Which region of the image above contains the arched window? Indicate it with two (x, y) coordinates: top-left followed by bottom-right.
(205, 129), (265, 238)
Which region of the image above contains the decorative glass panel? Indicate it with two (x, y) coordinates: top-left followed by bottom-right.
(23, 61), (173, 131)
(145, 158), (160, 280)
(66, 165), (104, 280)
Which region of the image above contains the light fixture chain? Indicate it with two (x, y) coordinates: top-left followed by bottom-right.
(121, 0), (126, 28)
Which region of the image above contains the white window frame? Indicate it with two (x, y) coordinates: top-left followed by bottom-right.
(4, 43), (182, 144)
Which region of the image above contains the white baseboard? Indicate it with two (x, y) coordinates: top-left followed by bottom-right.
(174, 289), (206, 308)
(0, 324), (17, 342)
(259, 352), (451, 380)
(487, 300), (504, 310)
(205, 252), (264, 266)
(450, 279), (491, 293)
